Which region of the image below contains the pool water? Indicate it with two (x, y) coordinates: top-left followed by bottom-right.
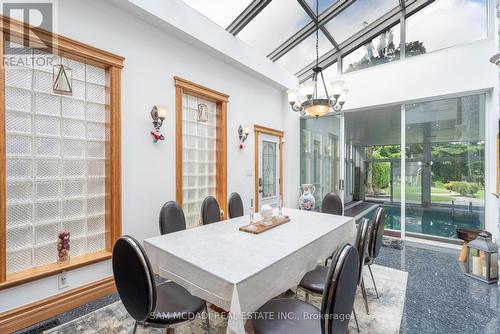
(361, 203), (484, 239)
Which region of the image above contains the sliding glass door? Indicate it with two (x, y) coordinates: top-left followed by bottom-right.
(404, 95), (485, 239)
(299, 93), (486, 242)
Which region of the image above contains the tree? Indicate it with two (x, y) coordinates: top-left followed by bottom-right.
(344, 26), (427, 73)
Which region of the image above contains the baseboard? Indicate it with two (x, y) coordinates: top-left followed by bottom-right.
(0, 276), (116, 333)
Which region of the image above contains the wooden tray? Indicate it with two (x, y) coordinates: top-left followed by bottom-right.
(239, 216), (291, 234)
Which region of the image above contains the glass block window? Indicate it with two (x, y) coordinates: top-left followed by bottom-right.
(4, 41), (109, 274)
(182, 94), (217, 228)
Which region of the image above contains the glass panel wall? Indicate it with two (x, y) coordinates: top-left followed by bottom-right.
(300, 115), (341, 210)
(404, 94), (485, 238)
(405, 0), (488, 57)
(343, 24), (400, 73)
(299, 94), (486, 241)
(345, 106), (401, 231)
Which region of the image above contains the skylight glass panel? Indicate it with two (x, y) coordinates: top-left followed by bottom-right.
(181, 0), (252, 28)
(237, 0), (311, 57)
(305, 0), (339, 14)
(324, 0), (398, 44)
(276, 31), (333, 75)
(405, 0), (487, 57)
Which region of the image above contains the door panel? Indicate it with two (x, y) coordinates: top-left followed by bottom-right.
(258, 133), (280, 207)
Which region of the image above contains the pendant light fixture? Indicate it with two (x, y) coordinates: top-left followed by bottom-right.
(287, 0), (348, 118)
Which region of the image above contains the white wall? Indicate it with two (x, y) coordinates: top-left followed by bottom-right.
(0, 0), (296, 312)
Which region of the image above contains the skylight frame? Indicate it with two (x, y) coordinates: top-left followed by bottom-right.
(182, 0), (433, 79)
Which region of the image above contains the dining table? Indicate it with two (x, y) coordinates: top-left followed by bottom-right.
(144, 207), (356, 334)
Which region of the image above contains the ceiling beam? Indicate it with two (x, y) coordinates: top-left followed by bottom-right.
(296, 0), (433, 81)
(268, 0), (355, 61)
(227, 0), (271, 35)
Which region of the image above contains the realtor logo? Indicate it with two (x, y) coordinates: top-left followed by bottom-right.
(2, 1), (54, 55)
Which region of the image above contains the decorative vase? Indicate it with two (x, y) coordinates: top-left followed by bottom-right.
(260, 204), (273, 224)
(299, 184), (316, 211)
(57, 231), (70, 263)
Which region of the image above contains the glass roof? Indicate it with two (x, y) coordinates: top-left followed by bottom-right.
(305, 0), (339, 14)
(238, 0), (311, 57)
(181, 0), (253, 28)
(275, 30), (333, 74)
(179, 0), (448, 79)
(324, 0), (399, 44)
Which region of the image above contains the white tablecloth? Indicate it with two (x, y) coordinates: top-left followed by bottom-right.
(144, 208), (355, 334)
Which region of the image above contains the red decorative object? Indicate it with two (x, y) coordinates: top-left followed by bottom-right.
(239, 143), (243, 150)
(151, 129), (165, 143)
(57, 231), (70, 262)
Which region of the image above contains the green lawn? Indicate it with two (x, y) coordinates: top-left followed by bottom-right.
(389, 184), (455, 203)
(376, 182), (484, 203)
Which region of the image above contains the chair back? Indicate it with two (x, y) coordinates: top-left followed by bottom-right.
(321, 192), (343, 215)
(112, 236), (156, 322)
(320, 243), (360, 334)
(201, 195), (221, 225)
(355, 218), (371, 285)
(228, 192), (244, 218)
(368, 207), (385, 261)
(159, 201), (186, 235)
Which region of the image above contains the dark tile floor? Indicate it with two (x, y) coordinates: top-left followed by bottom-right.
(15, 242), (500, 334)
(377, 242), (500, 334)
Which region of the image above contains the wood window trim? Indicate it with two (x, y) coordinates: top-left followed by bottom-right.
(174, 77), (228, 219)
(0, 16), (123, 288)
(254, 125), (284, 211)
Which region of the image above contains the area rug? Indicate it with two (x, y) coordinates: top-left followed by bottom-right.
(44, 264), (407, 334)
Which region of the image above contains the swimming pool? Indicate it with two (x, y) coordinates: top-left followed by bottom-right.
(361, 203), (484, 239)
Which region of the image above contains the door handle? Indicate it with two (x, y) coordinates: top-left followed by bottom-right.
(258, 178), (263, 193)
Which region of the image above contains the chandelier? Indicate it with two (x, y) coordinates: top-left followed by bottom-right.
(287, 0), (348, 118)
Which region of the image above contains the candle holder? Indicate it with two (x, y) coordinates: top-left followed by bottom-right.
(465, 231), (498, 284)
(57, 231), (71, 263)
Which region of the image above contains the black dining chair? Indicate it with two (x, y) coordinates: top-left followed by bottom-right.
(201, 195), (222, 225)
(252, 243), (359, 334)
(365, 206), (385, 299)
(112, 236), (209, 334)
(228, 192), (244, 218)
(321, 192), (343, 215)
(159, 201), (186, 235)
(355, 218), (372, 314)
(298, 217), (371, 330)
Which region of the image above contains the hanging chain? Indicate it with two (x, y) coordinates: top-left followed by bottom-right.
(315, 0), (319, 68)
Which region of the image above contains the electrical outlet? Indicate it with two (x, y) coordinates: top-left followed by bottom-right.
(58, 271), (69, 290)
(246, 169), (253, 176)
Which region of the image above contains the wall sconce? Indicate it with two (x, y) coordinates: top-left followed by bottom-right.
(197, 103), (208, 122)
(238, 125), (250, 149)
(150, 105), (167, 143)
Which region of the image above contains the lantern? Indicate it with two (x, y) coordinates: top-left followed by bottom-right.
(465, 231), (498, 284)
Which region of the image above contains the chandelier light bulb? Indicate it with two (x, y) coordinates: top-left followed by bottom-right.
(287, 89), (298, 103)
(303, 81), (315, 98)
(338, 89), (349, 104)
(330, 80), (345, 98)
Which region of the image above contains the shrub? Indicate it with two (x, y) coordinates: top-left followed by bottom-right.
(373, 162), (391, 190)
(445, 181), (480, 196)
